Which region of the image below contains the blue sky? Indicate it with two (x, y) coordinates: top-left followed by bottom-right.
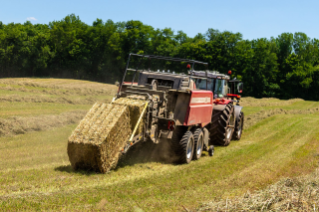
(0, 0), (318, 40)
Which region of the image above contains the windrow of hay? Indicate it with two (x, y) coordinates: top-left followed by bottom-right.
(198, 169), (319, 211)
(0, 84), (115, 97)
(0, 110), (87, 137)
(245, 107), (319, 129)
(241, 97), (303, 107)
(0, 95), (100, 105)
(0, 78), (117, 96)
(67, 97), (147, 173)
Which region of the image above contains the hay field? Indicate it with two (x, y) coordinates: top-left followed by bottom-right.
(1, 82), (319, 211)
(0, 78), (117, 135)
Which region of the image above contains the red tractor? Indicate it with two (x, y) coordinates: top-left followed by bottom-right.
(118, 54), (244, 164)
(190, 70), (244, 146)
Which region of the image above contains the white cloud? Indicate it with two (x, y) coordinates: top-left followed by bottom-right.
(26, 17), (37, 21)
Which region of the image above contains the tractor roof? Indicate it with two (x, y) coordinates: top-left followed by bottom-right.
(190, 70), (230, 80)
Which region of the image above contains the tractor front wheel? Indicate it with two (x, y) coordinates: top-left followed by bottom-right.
(233, 111), (244, 140)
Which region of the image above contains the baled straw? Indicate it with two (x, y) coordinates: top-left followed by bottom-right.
(67, 97), (147, 173)
(113, 97), (147, 136)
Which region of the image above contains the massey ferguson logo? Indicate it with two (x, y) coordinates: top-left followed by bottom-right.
(191, 97), (211, 104)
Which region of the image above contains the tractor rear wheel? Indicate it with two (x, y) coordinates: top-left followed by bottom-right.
(233, 111), (244, 140)
(208, 104), (235, 146)
(176, 131), (194, 164)
(193, 128), (204, 160)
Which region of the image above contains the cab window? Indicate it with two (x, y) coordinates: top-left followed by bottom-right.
(193, 78), (213, 90)
(214, 79), (224, 97)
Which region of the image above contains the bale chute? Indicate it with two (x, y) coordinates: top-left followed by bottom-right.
(67, 97), (147, 173)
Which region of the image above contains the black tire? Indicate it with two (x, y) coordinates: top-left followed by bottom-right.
(208, 104), (235, 146)
(176, 131), (194, 164)
(233, 111), (244, 140)
(193, 128), (204, 160)
(208, 145), (214, 156)
(170, 126), (186, 162)
(202, 128), (209, 151)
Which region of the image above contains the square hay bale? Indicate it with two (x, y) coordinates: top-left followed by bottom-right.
(67, 98), (147, 173)
(68, 103), (131, 173)
(113, 97), (147, 135)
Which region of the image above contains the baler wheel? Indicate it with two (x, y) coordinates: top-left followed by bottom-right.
(193, 128), (204, 160)
(177, 131), (194, 164)
(233, 111), (244, 140)
(209, 104), (234, 146)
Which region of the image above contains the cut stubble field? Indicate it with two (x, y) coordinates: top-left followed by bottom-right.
(1, 78), (319, 211)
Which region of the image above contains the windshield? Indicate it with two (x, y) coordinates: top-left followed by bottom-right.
(214, 79), (224, 98)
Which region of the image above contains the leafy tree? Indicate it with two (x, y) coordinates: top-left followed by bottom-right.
(1, 15), (319, 99)
(242, 38), (279, 97)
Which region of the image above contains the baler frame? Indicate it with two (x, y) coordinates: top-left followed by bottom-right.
(117, 53), (213, 155)
(118, 53), (208, 97)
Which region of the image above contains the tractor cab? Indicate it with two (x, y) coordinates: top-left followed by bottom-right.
(190, 70), (243, 104)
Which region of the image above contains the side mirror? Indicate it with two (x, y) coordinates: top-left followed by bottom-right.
(237, 82), (243, 93)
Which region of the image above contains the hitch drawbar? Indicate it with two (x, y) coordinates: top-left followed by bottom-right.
(122, 102), (149, 154)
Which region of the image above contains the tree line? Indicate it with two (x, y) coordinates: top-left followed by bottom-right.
(1, 14), (319, 100)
